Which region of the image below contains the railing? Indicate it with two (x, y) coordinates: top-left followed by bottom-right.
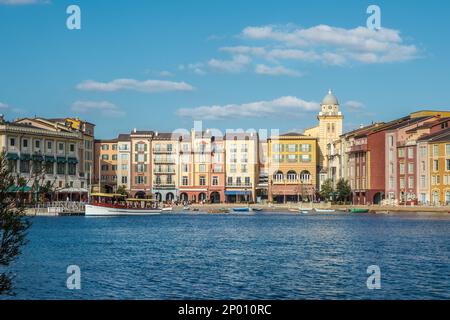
(153, 158), (175, 164)
(34, 201), (86, 214)
(153, 182), (176, 188)
(152, 148), (175, 154)
(272, 179), (312, 184)
(226, 183), (253, 187)
(154, 170), (176, 174)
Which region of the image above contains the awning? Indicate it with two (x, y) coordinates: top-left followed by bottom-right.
(45, 156), (56, 162)
(56, 187), (88, 193)
(7, 153), (19, 160)
(224, 190), (252, 196)
(7, 185), (32, 193)
(67, 157), (78, 164)
(56, 157), (67, 163)
(20, 154), (31, 161)
(32, 155), (44, 162)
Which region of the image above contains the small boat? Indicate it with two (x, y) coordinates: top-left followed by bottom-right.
(350, 208), (370, 213)
(233, 207), (250, 212)
(288, 208), (299, 212)
(252, 208), (263, 212)
(314, 208), (335, 213)
(183, 206), (190, 211)
(375, 210), (389, 214)
(85, 194), (161, 216)
(300, 210), (313, 214)
(208, 208), (230, 214)
(162, 207), (173, 212)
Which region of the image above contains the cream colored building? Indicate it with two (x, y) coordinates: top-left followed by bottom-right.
(117, 134), (131, 191)
(0, 116), (86, 200)
(304, 90), (343, 189)
(224, 131), (258, 203)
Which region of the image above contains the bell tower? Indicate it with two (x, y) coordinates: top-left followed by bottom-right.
(317, 89), (343, 185)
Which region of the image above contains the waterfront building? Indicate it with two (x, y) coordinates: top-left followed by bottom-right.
(151, 132), (178, 202)
(267, 132), (317, 203)
(94, 138), (118, 193)
(304, 89), (343, 190)
(15, 117), (95, 189)
(129, 129), (153, 198)
(224, 132), (258, 203)
(116, 134), (131, 192)
(178, 129), (225, 203)
(0, 115), (86, 200)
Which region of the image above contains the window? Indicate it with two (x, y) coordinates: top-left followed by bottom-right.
(301, 154), (311, 162)
(58, 143), (64, 152)
(167, 144), (173, 152)
(47, 141), (52, 151)
(20, 160), (30, 173)
(35, 140), (40, 149)
(408, 163), (414, 174)
(121, 176), (128, 184)
(287, 144), (296, 152)
(301, 144), (311, 152)
(112, 144), (117, 150)
(212, 176), (218, 186)
(136, 143), (147, 152)
(399, 163), (405, 174)
(112, 155), (118, 161)
(23, 139), (28, 148)
(272, 144), (281, 152)
(101, 145), (109, 150)
(287, 154), (297, 163)
(9, 138), (15, 147)
(245, 177), (251, 186)
(227, 177), (233, 185)
(199, 164), (206, 172)
(389, 136), (394, 147)
(447, 159), (450, 171)
(420, 146), (426, 157)
(135, 176), (146, 184)
(121, 164), (128, 170)
(101, 165), (109, 171)
(101, 155), (109, 161)
(241, 164), (247, 173)
(408, 176), (414, 189)
(398, 148), (405, 158)
(199, 176), (206, 186)
(112, 165), (117, 171)
(57, 163), (65, 175)
(400, 177), (405, 189)
(136, 164), (147, 173)
(408, 147), (414, 159)
(68, 163), (76, 176)
(433, 145), (439, 157)
(433, 160), (439, 172)
(70, 144), (75, 152)
(420, 175), (425, 188)
(230, 164), (236, 173)
(45, 162), (54, 174)
(446, 144), (450, 156)
(236, 177), (242, 186)
(437, 175), (441, 185)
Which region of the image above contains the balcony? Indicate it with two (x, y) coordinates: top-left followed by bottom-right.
(154, 170), (176, 174)
(152, 148), (175, 154)
(272, 179), (312, 185)
(153, 182), (176, 188)
(349, 144), (368, 153)
(226, 183), (252, 188)
(154, 158), (175, 164)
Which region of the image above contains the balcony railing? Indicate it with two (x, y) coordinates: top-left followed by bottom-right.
(226, 183), (253, 188)
(154, 170), (176, 174)
(153, 182), (176, 188)
(272, 179), (312, 184)
(152, 148), (175, 154)
(154, 158), (175, 164)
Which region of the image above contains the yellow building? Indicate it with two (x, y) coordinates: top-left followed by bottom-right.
(94, 139), (118, 193)
(268, 133), (318, 203)
(428, 130), (450, 205)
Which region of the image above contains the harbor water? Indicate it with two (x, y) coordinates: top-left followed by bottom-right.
(3, 213), (450, 299)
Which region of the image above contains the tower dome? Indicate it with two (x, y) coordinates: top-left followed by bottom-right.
(322, 89), (338, 105)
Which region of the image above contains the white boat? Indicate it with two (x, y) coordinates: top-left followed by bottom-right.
(314, 208), (336, 213)
(85, 193), (161, 216)
(85, 204), (161, 216)
(162, 207), (173, 212)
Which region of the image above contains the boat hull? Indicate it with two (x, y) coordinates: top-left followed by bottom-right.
(85, 204), (162, 216)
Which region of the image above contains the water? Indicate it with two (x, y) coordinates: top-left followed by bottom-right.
(2, 213), (450, 299)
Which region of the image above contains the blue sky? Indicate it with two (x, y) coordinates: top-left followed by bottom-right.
(1, 0), (449, 138)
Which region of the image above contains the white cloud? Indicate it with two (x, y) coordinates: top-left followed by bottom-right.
(220, 46), (266, 56)
(0, 0), (49, 4)
(71, 101), (124, 117)
(159, 71), (174, 77)
(344, 100), (365, 111)
(207, 54), (251, 73)
(0, 101), (25, 114)
(255, 64), (301, 77)
(76, 78), (195, 93)
(176, 96), (319, 120)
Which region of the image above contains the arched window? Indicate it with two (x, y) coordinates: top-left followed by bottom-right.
(446, 191), (450, 204)
(287, 170), (297, 181)
(433, 191), (440, 205)
(273, 170), (283, 182)
(300, 170), (311, 183)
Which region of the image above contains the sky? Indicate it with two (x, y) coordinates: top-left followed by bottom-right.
(0, 0), (449, 138)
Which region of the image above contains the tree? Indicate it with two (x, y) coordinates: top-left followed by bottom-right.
(0, 151), (32, 295)
(336, 178), (352, 204)
(116, 185), (128, 196)
(320, 179), (335, 202)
